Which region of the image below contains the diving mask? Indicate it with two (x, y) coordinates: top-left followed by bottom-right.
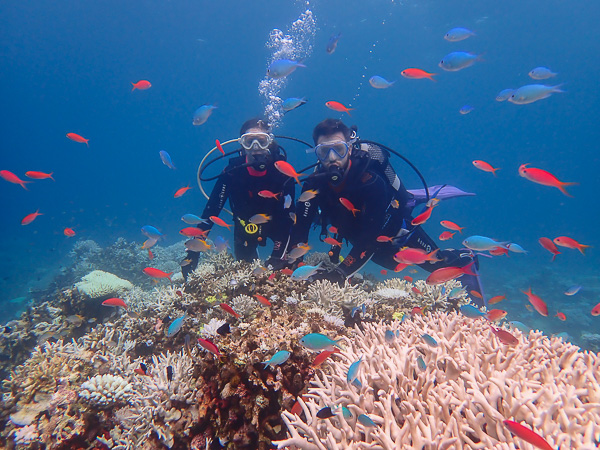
(314, 141), (350, 162)
(239, 132), (273, 151)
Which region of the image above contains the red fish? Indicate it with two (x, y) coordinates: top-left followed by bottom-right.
(339, 197), (360, 216)
(312, 349), (341, 367)
(258, 190), (280, 200)
(21, 210), (42, 225)
(325, 101), (354, 115)
(66, 133), (89, 147)
(254, 294), (272, 307)
(197, 338), (220, 356)
(411, 201), (438, 226)
(592, 302), (600, 316)
(64, 227), (76, 237)
(274, 161), (302, 185)
(380, 269), (388, 275)
(486, 309), (507, 322)
(555, 311), (566, 321)
(503, 420), (553, 450)
(180, 227), (208, 237)
(281, 268), (293, 276)
(490, 326), (518, 345)
(209, 216), (232, 230)
(426, 261), (477, 285)
(488, 295), (506, 305)
(268, 273), (276, 281)
(216, 139), (225, 155)
(148, 249), (154, 260)
(472, 160), (500, 176)
(328, 226), (338, 234)
(324, 237), (342, 247)
(102, 297), (128, 309)
(174, 186), (192, 198)
(143, 267), (173, 281)
(401, 68), (436, 81)
(538, 237), (561, 261)
(220, 303), (241, 318)
(376, 235), (394, 243)
(412, 287), (422, 295)
(553, 236), (590, 255)
(411, 306), (424, 316)
(403, 276), (413, 282)
(394, 263), (409, 272)
(522, 288), (548, 316)
(394, 247), (440, 265)
(1, 170), (31, 190)
(131, 80), (151, 91)
(25, 171), (54, 181)
(519, 164), (576, 197)
(134, 367), (148, 376)
(489, 246), (510, 257)
(440, 220), (464, 233)
(439, 231), (455, 241)
(470, 290), (483, 299)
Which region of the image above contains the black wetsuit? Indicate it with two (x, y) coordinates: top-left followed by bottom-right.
(290, 146), (481, 301)
(192, 153), (295, 263)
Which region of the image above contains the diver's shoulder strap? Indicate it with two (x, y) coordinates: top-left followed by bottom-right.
(359, 142), (402, 192)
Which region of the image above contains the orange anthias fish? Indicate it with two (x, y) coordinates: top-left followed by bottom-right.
(102, 297), (128, 309)
(411, 306), (425, 316)
(440, 220), (464, 233)
(148, 249), (154, 260)
(472, 160), (500, 176)
(503, 420), (553, 450)
(490, 326), (518, 345)
(403, 276), (413, 282)
(380, 269), (388, 275)
(522, 287), (548, 316)
(411, 200), (438, 226)
(274, 161), (302, 185)
(394, 247), (440, 265)
(328, 226), (338, 234)
(412, 287), (422, 295)
(439, 231), (455, 241)
(219, 303), (241, 318)
(486, 309), (507, 322)
(489, 246), (510, 257)
(1, 170), (32, 190)
(131, 80), (151, 91)
(591, 302), (600, 316)
(64, 227), (76, 237)
(66, 133), (89, 147)
(488, 295), (506, 305)
(339, 198), (360, 216)
(174, 186), (192, 198)
(538, 237), (561, 261)
(470, 290), (483, 300)
(426, 261), (477, 285)
(518, 164), (577, 197)
(281, 268), (293, 276)
(258, 190), (280, 200)
(215, 139), (225, 155)
(25, 171), (54, 181)
(210, 216), (232, 230)
(143, 267), (173, 281)
(254, 295), (272, 307)
(312, 348), (341, 367)
(395, 263), (409, 272)
(376, 235), (394, 243)
(401, 68), (436, 81)
(180, 227), (208, 238)
(324, 237), (342, 247)
(555, 311), (566, 321)
(325, 101), (354, 115)
(553, 236), (590, 255)
(21, 210), (43, 225)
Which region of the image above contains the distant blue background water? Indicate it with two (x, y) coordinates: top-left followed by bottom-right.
(1, 0), (598, 343)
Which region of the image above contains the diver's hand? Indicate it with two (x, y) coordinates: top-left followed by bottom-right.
(182, 251), (200, 281)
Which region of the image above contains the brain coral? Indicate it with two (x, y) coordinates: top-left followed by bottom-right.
(275, 312), (600, 449)
(75, 270), (133, 298)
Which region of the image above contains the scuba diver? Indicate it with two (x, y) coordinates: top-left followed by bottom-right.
(182, 118), (295, 280)
(289, 118), (484, 306)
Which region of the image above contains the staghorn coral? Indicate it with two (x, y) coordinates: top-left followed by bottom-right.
(275, 312), (600, 449)
(305, 280), (368, 312)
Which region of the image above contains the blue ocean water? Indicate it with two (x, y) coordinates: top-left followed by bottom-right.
(1, 1), (598, 343)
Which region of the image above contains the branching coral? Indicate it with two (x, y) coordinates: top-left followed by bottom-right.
(275, 312), (600, 449)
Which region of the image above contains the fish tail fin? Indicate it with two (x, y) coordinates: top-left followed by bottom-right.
(558, 181), (577, 197)
(551, 253), (559, 262)
(492, 167), (500, 177)
(428, 74), (437, 82)
(345, 109), (354, 116)
(462, 261), (477, 276)
(20, 181), (31, 190)
(428, 248), (441, 262)
(85, 139), (89, 148)
(295, 176), (301, 185)
(578, 244), (591, 255)
(167, 272), (173, 281)
(334, 339), (344, 349)
(552, 83), (565, 93)
(458, 226), (464, 234)
(131, 83), (136, 92)
(49, 172), (55, 181)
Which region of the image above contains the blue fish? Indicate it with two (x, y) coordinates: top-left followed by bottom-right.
(263, 350), (291, 369)
(326, 33), (341, 54)
(291, 262), (322, 281)
(448, 287), (466, 299)
(507, 243), (528, 254)
(357, 414), (376, 427)
(351, 378), (362, 389)
(421, 334), (438, 347)
(417, 356), (427, 370)
(159, 150), (176, 169)
(283, 194), (292, 209)
(369, 76), (395, 89)
(181, 214), (206, 225)
(459, 304), (486, 318)
(347, 358), (362, 383)
(267, 59), (306, 79)
(214, 236), (230, 253)
(441, 286), (446, 296)
(462, 235), (508, 251)
(282, 97), (307, 112)
(341, 406), (352, 420)
(192, 104), (217, 126)
(167, 313), (186, 337)
(509, 321), (531, 333)
(300, 333), (343, 351)
(564, 285), (582, 296)
(528, 66), (557, 80)
(351, 304), (366, 318)
(496, 88), (514, 102)
(444, 27), (475, 42)
(508, 84), (564, 105)
(141, 225), (163, 240)
(439, 51), (482, 71)
(385, 330), (395, 343)
(459, 105), (474, 115)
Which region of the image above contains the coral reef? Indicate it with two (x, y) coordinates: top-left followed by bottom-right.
(75, 270), (134, 299)
(275, 312), (600, 449)
(79, 374), (133, 408)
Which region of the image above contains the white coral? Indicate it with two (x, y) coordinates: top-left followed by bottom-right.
(201, 318), (227, 338)
(79, 374), (133, 407)
(373, 288), (409, 299)
(75, 270), (133, 298)
(13, 424), (39, 444)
